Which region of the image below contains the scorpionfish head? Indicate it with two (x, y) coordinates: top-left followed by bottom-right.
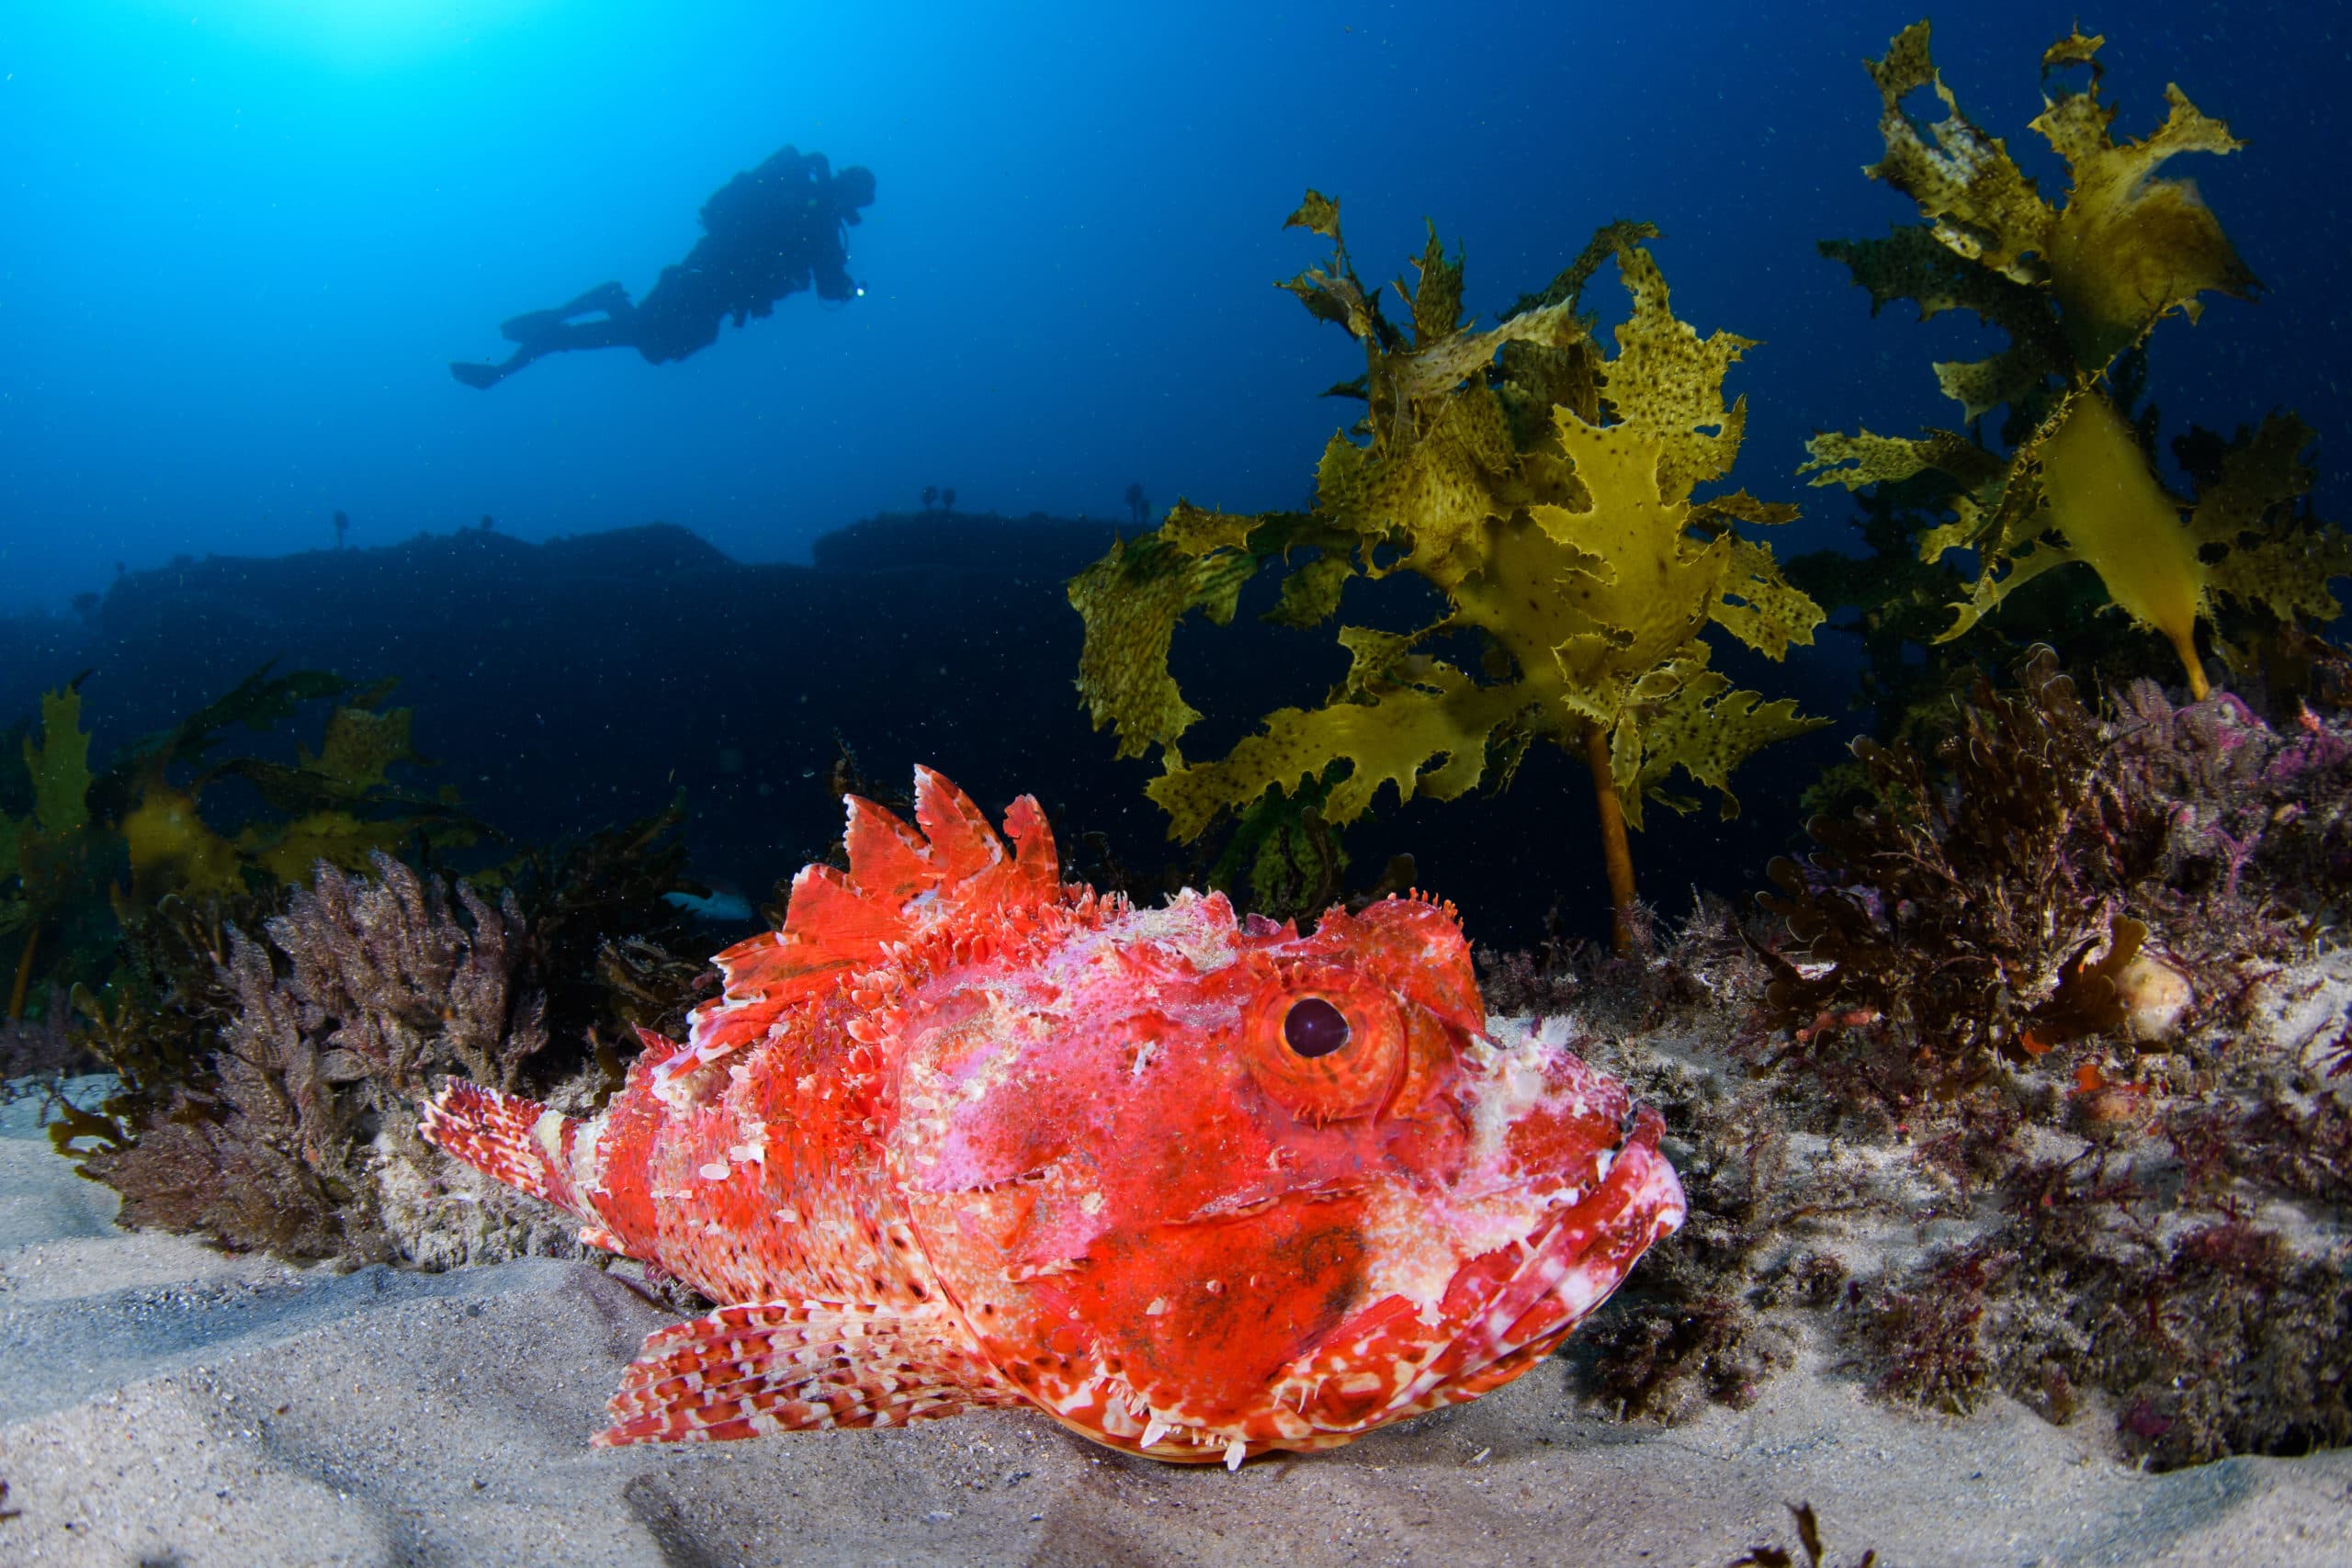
(892, 886), (1685, 1463)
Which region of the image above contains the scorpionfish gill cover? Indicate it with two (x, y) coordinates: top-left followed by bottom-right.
(423, 767), (1685, 1466)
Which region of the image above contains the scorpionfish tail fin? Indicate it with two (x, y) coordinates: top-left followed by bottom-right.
(594, 1301), (1023, 1446)
(708, 767), (1061, 1009)
(419, 1079), (588, 1219)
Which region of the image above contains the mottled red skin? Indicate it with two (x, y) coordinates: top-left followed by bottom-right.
(422, 769), (1685, 1464)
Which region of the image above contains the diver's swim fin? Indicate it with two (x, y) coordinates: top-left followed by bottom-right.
(503, 284), (629, 345)
(499, 308), (569, 345)
(449, 360), (506, 390)
(577, 280), (632, 315)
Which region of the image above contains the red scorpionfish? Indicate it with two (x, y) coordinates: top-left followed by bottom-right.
(422, 768), (1684, 1467)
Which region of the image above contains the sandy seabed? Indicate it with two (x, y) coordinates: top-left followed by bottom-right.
(2, 1089), (2348, 1568)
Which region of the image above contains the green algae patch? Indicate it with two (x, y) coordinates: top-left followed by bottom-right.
(5, 671), (712, 1266)
(1, 667), (478, 1019)
(1071, 194), (1823, 942)
(2, 687), (101, 1019)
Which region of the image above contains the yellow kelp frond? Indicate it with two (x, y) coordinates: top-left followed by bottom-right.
(1284, 192), (1589, 447)
(5, 669), (482, 1025)
(4, 686), (97, 907)
(1819, 223), (2035, 325)
(1628, 659), (1822, 829)
(1925, 391), (2350, 698)
(2189, 415), (2352, 627)
(1600, 245), (1752, 505)
(1799, 428), (2002, 493)
(1502, 247), (1826, 793)
(131, 665), (351, 780)
(1160, 501), (1262, 557)
(1335, 624), (1449, 697)
(1818, 224), (2074, 422)
(1504, 219), (1662, 321)
(1688, 491), (1801, 529)
(1207, 768), (1354, 922)
(1524, 411), (1732, 683)
(27, 689), (94, 842)
(1932, 530), (2075, 644)
(122, 682), (465, 897)
(2030, 391), (2208, 686)
(1932, 346), (2052, 425)
(241, 810), (418, 888)
(301, 705), (418, 792)
(1146, 661), (1520, 842)
(1402, 221), (1467, 347)
(1275, 192), (1382, 344)
(1713, 537), (1824, 660)
(2041, 26), (2106, 73)
(1863, 20), (2055, 284)
(1315, 378), (1521, 589)
(122, 784), (244, 897)
(1264, 550), (1356, 630)
(2188, 414), (2316, 550)
(1274, 193), (1590, 596)
(1854, 19), (2256, 389)
(1286, 189), (1341, 242)
(1395, 292), (1586, 412)
(1812, 24), (2335, 726)
(2031, 39), (2258, 368)
(1068, 535), (1258, 761)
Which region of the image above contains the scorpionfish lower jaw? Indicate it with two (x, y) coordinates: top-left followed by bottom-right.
(1037, 1105), (1688, 1466)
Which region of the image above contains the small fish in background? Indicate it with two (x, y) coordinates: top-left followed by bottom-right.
(662, 884), (756, 924)
(424, 768), (1684, 1466)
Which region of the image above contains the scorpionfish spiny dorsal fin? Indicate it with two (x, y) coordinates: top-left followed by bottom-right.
(654, 770), (1061, 1084)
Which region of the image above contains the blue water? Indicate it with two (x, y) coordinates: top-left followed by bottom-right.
(1, 1), (2344, 615)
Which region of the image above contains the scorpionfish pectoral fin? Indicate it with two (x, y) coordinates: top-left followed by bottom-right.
(594, 1299), (1025, 1446)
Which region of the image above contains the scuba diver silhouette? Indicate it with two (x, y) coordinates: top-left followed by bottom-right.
(451, 147), (875, 389)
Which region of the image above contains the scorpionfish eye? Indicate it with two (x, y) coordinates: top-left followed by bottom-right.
(1283, 998), (1350, 1058)
(1239, 965), (1404, 1122)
